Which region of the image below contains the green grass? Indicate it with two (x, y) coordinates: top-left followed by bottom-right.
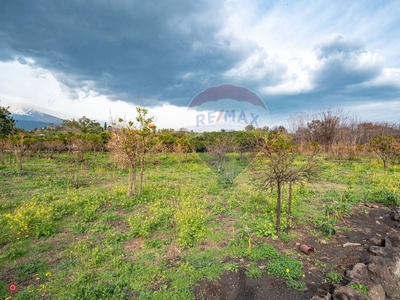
(0, 151), (398, 298)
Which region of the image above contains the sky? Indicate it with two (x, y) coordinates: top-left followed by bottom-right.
(0, 0), (399, 130)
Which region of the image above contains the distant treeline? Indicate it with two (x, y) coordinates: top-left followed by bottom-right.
(1, 106), (400, 165)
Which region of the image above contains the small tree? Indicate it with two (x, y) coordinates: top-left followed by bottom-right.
(254, 133), (319, 233)
(173, 134), (192, 167)
(254, 133), (295, 233)
(0, 105), (15, 138)
(10, 133), (30, 170)
(0, 105), (15, 164)
(245, 124), (255, 131)
(206, 134), (238, 183)
(67, 134), (92, 162)
(0, 138), (9, 165)
(369, 135), (399, 170)
(61, 116), (103, 134)
(108, 107), (155, 197)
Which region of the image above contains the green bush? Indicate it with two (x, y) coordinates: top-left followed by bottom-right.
(267, 256), (303, 280)
(316, 218), (337, 237)
(247, 243), (281, 261)
(249, 218), (278, 239)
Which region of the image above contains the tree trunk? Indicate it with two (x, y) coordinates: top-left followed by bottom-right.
(138, 157), (144, 196)
(287, 181), (292, 233)
(276, 181), (282, 233)
(128, 164), (136, 197)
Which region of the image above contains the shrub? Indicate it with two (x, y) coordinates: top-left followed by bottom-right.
(267, 256), (303, 280)
(316, 218), (337, 237)
(249, 218), (278, 240)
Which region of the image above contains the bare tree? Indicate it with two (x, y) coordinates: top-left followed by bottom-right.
(207, 135), (237, 173)
(290, 108), (345, 151)
(289, 111), (311, 144)
(67, 134), (92, 162)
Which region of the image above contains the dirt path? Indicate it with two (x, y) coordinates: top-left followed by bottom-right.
(195, 203), (399, 300)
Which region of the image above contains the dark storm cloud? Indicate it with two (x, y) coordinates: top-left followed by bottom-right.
(1, 1), (399, 122)
(0, 0), (263, 106)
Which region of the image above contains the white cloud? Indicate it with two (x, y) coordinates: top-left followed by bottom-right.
(344, 100), (400, 123)
(261, 56), (313, 95)
(0, 60), (138, 122)
(223, 48), (287, 86)
(365, 68), (400, 88)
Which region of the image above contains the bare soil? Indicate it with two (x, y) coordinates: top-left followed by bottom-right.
(194, 203), (399, 300)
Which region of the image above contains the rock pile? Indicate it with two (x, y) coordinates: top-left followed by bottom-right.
(312, 215), (400, 300)
(392, 207), (400, 228)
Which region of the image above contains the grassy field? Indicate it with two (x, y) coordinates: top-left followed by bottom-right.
(1, 151), (400, 299)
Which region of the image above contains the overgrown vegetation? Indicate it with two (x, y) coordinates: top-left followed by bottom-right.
(1, 104), (400, 298)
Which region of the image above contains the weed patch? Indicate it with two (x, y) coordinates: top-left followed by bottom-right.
(5, 196), (55, 238)
(247, 243), (281, 261)
(175, 199), (207, 248)
(245, 262), (263, 278)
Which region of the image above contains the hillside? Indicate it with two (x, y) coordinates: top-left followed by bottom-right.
(11, 108), (62, 130)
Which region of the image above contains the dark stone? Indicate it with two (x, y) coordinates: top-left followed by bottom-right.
(367, 283), (385, 300)
(322, 228), (400, 300)
(346, 263), (371, 284)
(311, 294), (332, 300)
(370, 236), (384, 246)
(367, 256), (400, 299)
(385, 230), (400, 248)
(368, 246), (391, 257)
(332, 285), (369, 300)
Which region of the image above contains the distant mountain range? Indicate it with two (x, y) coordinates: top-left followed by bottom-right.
(11, 108), (63, 130)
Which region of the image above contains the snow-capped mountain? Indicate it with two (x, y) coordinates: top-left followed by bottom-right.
(11, 107), (63, 130)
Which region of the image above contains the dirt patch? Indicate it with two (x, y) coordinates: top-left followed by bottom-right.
(195, 203), (399, 300)
(124, 237), (144, 254)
